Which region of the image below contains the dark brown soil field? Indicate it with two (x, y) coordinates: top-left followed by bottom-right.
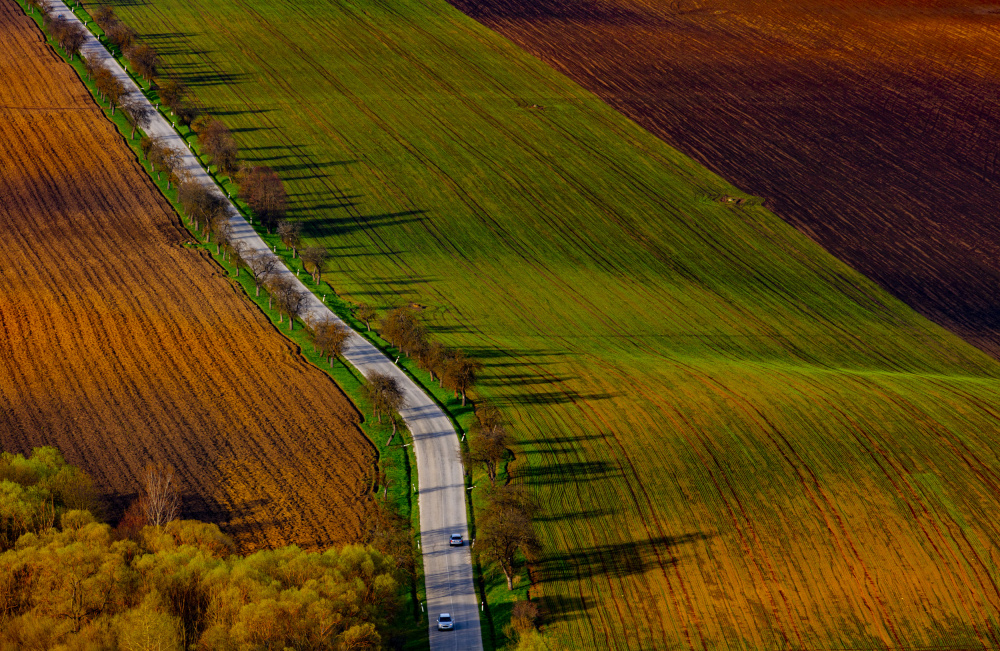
(0, 0), (374, 552)
(447, 0), (1000, 358)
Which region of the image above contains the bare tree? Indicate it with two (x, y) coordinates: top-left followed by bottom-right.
(149, 139), (182, 188)
(93, 4), (116, 29)
(300, 246), (328, 284)
(201, 195), (229, 240)
(379, 306), (426, 359)
(175, 103), (200, 128)
(120, 93), (153, 140)
(356, 303), (376, 331)
(417, 341), (447, 384)
(42, 11), (64, 38)
(276, 220), (302, 257)
(477, 486), (540, 590)
(193, 116), (239, 174)
(232, 241), (249, 277)
(464, 401), (509, 486)
(55, 20), (86, 60)
(177, 179), (213, 229)
(139, 135), (154, 161)
(125, 43), (159, 83)
(361, 370), (407, 440)
(212, 220), (233, 256)
(141, 464), (180, 528)
(106, 22), (135, 51)
(95, 70), (127, 115)
(313, 318), (350, 366)
(239, 166), (286, 233)
(93, 65), (111, 100)
(106, 77), (128, 116)
(443, 350), (483, 406)
(269, 276), (308, 331)
(157, 78), (186, 115)
(81, 52), (100, 80)
(247, 252), (278, 297)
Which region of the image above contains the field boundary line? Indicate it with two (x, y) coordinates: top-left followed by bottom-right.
(36, 2), (484, 648)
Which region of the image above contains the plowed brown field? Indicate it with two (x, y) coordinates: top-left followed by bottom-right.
(447, 0), (1000, 358)
(0, 0), (373, 552)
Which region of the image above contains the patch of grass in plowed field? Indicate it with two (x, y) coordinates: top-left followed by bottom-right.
(88, 0), (1000, 647)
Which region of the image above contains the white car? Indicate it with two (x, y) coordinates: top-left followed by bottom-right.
(449, 533), (464, 546)
(437, 613), (454, 631)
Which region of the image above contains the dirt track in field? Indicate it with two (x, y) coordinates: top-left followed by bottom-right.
(447, 0), (1000, 358)
(0, 0), (373, 552)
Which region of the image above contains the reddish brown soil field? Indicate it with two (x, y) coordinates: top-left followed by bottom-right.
(0, 0), (373, 552)
(447, 0), (1000, 357)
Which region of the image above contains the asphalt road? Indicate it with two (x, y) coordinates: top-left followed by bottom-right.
(47, 2), (484, 647)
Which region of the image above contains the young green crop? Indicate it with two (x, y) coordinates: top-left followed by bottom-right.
(87, 0), (1000, 647)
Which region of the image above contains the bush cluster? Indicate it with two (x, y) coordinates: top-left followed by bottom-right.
(0, 449), (402, 651)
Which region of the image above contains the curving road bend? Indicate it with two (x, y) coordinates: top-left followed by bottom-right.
(45, 2), (483, 648)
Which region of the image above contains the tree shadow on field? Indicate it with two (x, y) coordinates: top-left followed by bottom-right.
(352, 276), (438, 302)
(105, 490), (230, 533)
(205, 107), (274, 119)
(101, 0), (152, 7)
(134, 32), (205, 56)
(512, 460), (620, 486)
(299, 210), (427, 238)
(181, 71), (252, 88)
(538, 533), (711, 583)
(425, 323), (473, 335)
(533, 507), (610, 523)
(458, 346), (567, 367)
(534, 594), (591, 626)
(494, 389), (617, 407)
(270, 160), (358, 175)
(479, 373), (572, 387)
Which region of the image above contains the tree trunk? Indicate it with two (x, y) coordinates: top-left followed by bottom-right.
(288, 318), (293, 331)
(462, 390), (467, 407)
(505, 570), (513, 591)
(255, 283), (261, 297)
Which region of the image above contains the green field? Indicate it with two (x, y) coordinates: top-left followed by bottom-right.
(89, 0), (1000, 647)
